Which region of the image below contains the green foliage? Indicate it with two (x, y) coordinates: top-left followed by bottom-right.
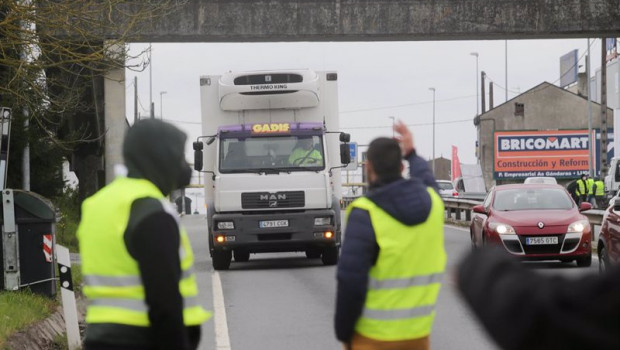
(0, 290), (57, 348)
(54, 187), (81, 252)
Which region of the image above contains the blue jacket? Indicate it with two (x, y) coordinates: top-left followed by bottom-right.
(335, 151), (439, 343)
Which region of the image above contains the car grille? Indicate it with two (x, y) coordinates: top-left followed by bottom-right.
(241, 191), (305, 209)
(518, 234), (564, 254)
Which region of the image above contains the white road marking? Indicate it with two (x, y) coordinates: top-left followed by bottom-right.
(212, 271), (232, 350)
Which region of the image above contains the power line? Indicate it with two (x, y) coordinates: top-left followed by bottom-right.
(340, 95), (475, 114)
(342, 118), (471, 130)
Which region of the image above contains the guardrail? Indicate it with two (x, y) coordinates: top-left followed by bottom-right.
(443, 198), (606, 232)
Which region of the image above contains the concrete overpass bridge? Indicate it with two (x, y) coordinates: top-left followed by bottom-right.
(69, 0), (620, 183)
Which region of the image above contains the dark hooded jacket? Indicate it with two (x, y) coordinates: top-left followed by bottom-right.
(84, 119), (199, 350)
(334, 151), (439, 343)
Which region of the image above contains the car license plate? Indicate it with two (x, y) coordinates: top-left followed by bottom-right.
(259, 220), (289, 228)
(525, 236), (558, 245)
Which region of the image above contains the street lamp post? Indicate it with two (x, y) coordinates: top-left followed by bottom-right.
(470, 52), (479, 115)
(429, 88), (436, 174)
(159, 91), (167, 119)
(388, 116), (395, 138)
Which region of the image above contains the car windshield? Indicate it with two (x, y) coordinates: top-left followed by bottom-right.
(219, 135), (325, 173)
(438, 182), (454, 190)
(493, 188), (573, 211)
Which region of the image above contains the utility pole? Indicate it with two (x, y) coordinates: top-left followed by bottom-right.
(149, 43), (154, 119)
(587, 39), (594, 178)
(489, 82), (494, 109)
(481, 72), (486, 114)
(134, 76), (138, 124)
(600, 37), (609, 178)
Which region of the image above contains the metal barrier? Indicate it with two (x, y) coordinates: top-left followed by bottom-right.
(442, 198), (606, 231)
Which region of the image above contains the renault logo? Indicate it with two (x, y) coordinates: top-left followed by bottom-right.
(537, 222), (545, 229)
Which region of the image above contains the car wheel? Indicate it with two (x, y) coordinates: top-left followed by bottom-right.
(322, 246), (339, 265)
(212, 249), (232, 270)
(233, 250), (250, 262)
(576, 253), (592, 268)
(599, 246), (610, 273)
(306, 248), (322, 259)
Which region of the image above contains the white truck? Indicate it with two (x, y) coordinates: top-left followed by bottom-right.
(193, 70), (351, 270)
(605, 157), (620, 199)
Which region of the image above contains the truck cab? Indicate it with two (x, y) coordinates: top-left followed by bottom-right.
(194, 70), (350, 270)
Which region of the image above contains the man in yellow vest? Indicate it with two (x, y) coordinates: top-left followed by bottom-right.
(576, 174), (588, 204)
(335, 120), (446, 350)
(78, 119), (211, 350)
(592, 177), (606, 209)
(586, 175), (595, 206)
(288, 137), (323, 166)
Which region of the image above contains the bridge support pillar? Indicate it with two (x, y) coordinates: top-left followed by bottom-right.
(103, 41), (127, 184)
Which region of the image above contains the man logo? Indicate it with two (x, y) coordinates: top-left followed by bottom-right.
(537, 222), (545, 229)
(260, 193), (287, 208)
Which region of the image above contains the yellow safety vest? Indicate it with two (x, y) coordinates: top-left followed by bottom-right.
(347, 188), (446, 341)
(594, 180), (605, 196)
(288, 148), (323, 166)
(78, 177), (211, 327)
(576, 179), (587, 195)
(586, 178), (594, 195)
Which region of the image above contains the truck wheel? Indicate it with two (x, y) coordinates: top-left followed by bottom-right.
(234, 250), (250, 262)
(322, 246), (339, 265)
(576, 254), (592, 268)
(305, 248), (321, 259)
(212, 250), (232, 270)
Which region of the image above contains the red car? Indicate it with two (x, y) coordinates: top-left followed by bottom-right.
(598, 200), (620, 272)
(470, 183), (593, 266)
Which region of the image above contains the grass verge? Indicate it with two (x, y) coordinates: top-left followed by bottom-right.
(0, 291), (57, 348)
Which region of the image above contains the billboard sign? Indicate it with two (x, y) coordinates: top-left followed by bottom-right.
(494, 130), (592, 179)
(559, 49), (579, 88)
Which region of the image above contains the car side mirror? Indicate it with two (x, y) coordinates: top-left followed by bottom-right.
(579, 202), (593, 212)
(340, 133), (350, 143)
(193, 142), (204, 171)
(340, 143), (351, 164)
(472, 205), (486, 214)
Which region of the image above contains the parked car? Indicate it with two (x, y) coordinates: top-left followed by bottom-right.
(437, 180), (458, 198)
(524, 176), (557, 184)
(598, 198), (620, 272)
(470, 183), (593, 266)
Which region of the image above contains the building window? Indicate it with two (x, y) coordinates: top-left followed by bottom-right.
(514, 103), (524, 117)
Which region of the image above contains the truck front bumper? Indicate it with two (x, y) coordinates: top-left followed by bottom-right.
(210, 209), (339, 253)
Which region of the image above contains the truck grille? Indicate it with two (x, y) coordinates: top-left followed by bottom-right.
(241, 191), (305, 209)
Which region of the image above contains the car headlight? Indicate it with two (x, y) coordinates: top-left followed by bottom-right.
(314, 217), (331, 226)
(216, 221), (234, 230)
(488, 222), (516, 235)
(567, 220), (589, 233)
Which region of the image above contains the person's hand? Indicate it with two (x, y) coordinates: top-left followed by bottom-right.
(393, 120), (415, 156)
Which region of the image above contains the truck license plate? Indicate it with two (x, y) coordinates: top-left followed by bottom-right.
(525, 236), (558, 245)
(259, 220), (289, 228)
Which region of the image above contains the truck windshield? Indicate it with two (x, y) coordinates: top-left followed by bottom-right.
(219, 135), (325, 173)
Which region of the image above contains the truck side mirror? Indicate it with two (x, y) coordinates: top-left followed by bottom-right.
(193, 142), (203, 171)
(339, 133), (350, 143)
(340, 144), (351, 164)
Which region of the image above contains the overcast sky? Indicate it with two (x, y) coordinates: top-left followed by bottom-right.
(124, 39), (603, 168)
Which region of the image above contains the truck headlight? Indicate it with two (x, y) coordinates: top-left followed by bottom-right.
(216, 221), (234, 230)
(314, 217), (331, 226)
(567, 220), (589, 233)
(489, 222), (516, 235)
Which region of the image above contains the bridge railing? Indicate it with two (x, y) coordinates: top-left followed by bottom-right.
(442, 198), (606, 240)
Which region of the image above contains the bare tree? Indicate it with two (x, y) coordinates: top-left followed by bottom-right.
(0, 0), (183, 200)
